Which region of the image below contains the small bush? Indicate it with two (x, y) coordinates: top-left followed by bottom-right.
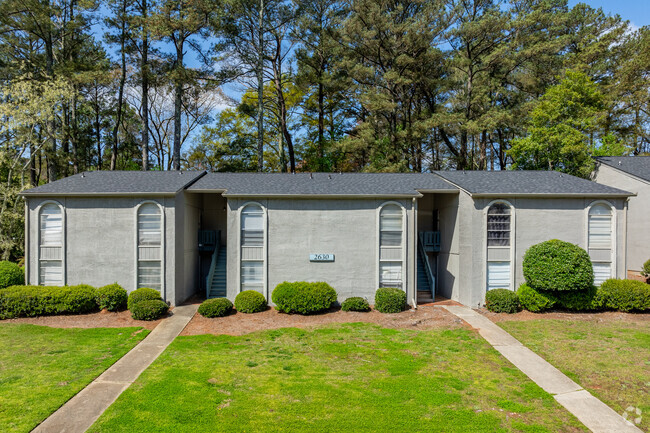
(374, 288), (406, 313)
(0, 284), (98, 319)
(598, 279), (650, 312)
(96, 283), (128, 311)
(234, 290), (267, 313)
(517, 284), (556, 313)
(130, 299), (169, 321)
(485, 289), (520, 313)
(341, 297), (370, 312)
(554, 286), (602, 311)
(0, 261), (24, 289)
(198, 298), (233, 318)
(642, 259), (650, 277)
(272, 282), (337, 315)
(127, 288), (162, 310)
(523, 240), (593, 292)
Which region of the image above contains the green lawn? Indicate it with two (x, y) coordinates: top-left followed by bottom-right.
(90, 323), (585, 432)
(0, 324), (149, 433)
(499, 319), (650, 431)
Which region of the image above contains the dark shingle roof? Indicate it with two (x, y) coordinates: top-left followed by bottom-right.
(22, 170), (205, 196)
(187, 172), (456, 196)
(434, 170), (633, 196)
(595, 156), (650, 182)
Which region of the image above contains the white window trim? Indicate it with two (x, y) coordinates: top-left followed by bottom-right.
(134, 200), (166, 300)
(585, 200), (616, 281)
(376, 201), (407, 291)
(484, 199), (515, 292)
(237, 201), (268, 299)
(37, 200), (65, 286)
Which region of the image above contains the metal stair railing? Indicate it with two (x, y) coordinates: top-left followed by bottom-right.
(418, 232), (436, 299)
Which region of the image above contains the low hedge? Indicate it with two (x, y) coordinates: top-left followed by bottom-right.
(554, 286), (602, 311)
(0, 261), (24, 289)
(374, 288), (406, 314)
(0, 284), (98, 319)
(96, 283), (128, 311)
(598, 279), (650, 312)
(198, 298), (233, 318)
(127, 288), (162, 310)
(341, 297), (370, 312)
(272, 282), (337, 315)
(234, 290), (267, 313)
(517, 284), (556, 313)
(485, 289), (520, 313)
(522, 240), (594, 292)
(130, 299), (169, 321)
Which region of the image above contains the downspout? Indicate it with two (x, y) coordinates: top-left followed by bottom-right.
(24, 200), (29, 285)
(412, 197), (417, 309)
(623, 198), (628, 277)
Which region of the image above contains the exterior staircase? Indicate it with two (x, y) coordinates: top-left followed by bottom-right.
(206, 247), (227, 299)
(417, 233), (436, 304)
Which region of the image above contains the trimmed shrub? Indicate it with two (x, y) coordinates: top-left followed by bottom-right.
(374, 288), (406, 314)
(598, 279), (650, 312)
(271, 281), (337, 315)
(96, 283), (128, 311)
(130, 299), (169, 321)
(341, 297), (370, 312)
(642, 259), (650, 278)
(554, 286), (602, 311)
(0, 261), (24, 289)
(234, 290), (267, 313)
(523, 240), (593, 292)
(485, 289), (520, 313)
(198, 298), (233, 318)
(127, 288), (162, 310)
(0, 284), (98, 319)
(517, 284), (556, 313)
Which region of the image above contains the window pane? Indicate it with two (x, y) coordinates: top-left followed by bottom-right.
(242, 230), (263, 247)
(40, 260), (62, 285)
(487, 261), (510, 290)
(241, 261), (263, 289)
(40, 204), (62, 246)
(593, 263), (611, 286)
(380, 231), (402, 247)
(379, 261), (402, 288)
(138, 214), (162, 245)
(589, 214), (611, 249)
(242, 211), (263, 231)
(589, 204), (612, 216)
(487, 204), (511, 247)
(138, 261), (161, 290)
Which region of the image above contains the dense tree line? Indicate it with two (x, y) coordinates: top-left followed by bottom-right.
(0, 0), (649, 259)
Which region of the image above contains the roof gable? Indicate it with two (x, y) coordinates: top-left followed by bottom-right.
(595, 156), (650, 183)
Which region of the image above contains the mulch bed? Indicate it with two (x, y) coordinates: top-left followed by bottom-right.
(480, 308), (650, 325)
(0, 309), (166, 330)
(181, 305), (468, 336)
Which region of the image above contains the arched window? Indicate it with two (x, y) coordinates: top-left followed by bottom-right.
(240, 203), (264, 292)
(39, 202), (64, 285)
(379, 203), (404, 288)
(486, 201), (513, 291)
(588, 202), (614, 285)
(137, 202), (162, 291)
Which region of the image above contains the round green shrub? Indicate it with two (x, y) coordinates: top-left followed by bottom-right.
(517, 284), (557, 312)
(374, 288), (406, 313)
(341, 297), (370, 312)
(96, 283), (128, 311)
(272, 282), (337, 315)
(0, 261), (24, 289)
(485, 289), (520, 313)
(554, 286), (602, 311)
(130, 299), (169, 321)
(641, 259), (650, 277)
(127, 288), (162, 310)
(198, 298), (233, 318)
(598, 279), (650, 312)
(64, 284), (99, 314)
(234, 290), (267, 313)
(523, 240), (593, 292)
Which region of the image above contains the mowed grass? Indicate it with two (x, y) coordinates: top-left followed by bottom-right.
(499, 319), (650, 431)
(90, 323), (585, 433)
(0, 324), (149, 433)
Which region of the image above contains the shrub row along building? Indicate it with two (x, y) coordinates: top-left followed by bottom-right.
(21, 160), (649, 308)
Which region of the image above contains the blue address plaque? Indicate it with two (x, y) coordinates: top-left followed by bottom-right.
(309, 253), (334, 262)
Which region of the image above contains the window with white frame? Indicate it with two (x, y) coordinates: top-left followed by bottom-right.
(241, 204), (264, 291)
(379, 204), (404, 288)
(588, 203), (614, 285)
(137, 203), (162, 291)
(486, 202), (513, 290)
(39, 203), (64, 285)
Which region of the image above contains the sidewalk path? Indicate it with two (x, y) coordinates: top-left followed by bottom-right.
(442, 305), (641, 433)
(33, 304), (198, 433)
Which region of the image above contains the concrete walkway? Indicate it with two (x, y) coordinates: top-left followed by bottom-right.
(442, 305), (642, 433)
(33, 304), (198, 433)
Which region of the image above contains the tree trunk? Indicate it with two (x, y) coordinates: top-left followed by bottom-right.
(317, 74), (324, 169)
(110, 0), (127, 171)
(141, 0), (149, 171)
(71, 88), (79, 174)
(45, 33), (57, 182)
(478, 130), (487, 170)
(256, 0), (264, 172)
(172, 39), (184, 171)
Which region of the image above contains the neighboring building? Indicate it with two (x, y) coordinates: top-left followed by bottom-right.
(21, 170), (633, 308)
(593, 156), (650, 274)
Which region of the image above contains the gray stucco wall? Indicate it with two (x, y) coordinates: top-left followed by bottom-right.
(26, 195), (179, 304)
(593, 164), (648, 271)
(225, 197), (416, 306)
